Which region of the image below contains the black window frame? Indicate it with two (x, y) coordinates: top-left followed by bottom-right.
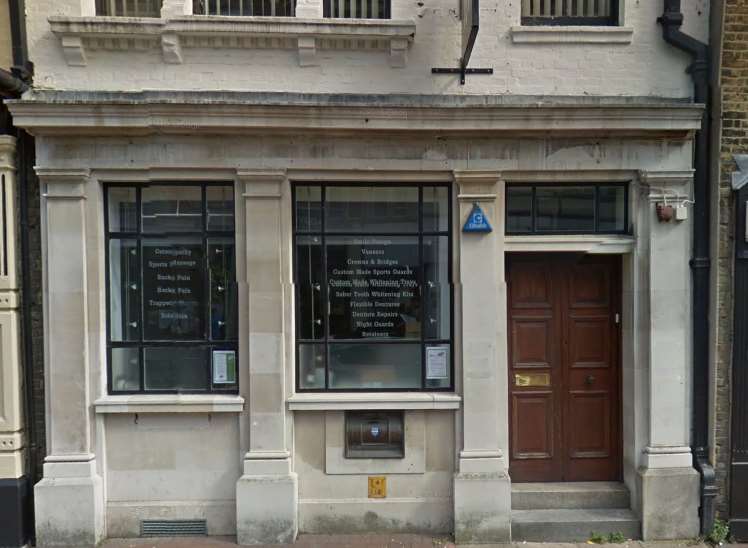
(323, 0), (391, 19)
(505, 182), (630, 236)
(104, 182), (239, 395)
(521, 0), (619, 26)
(292, 182), (454, 393)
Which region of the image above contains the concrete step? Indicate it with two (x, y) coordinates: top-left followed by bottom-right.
(511, 508), (641, 542)
(512, 482), (630, 510)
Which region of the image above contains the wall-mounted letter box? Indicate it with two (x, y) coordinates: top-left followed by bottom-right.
(345, 411), (404, 459)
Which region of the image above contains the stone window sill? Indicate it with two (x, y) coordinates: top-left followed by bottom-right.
(511, 26), (633, 44)
(287, 392), (461, 411)
(94, 394), (245, 413)
(48, 15), (416, 67)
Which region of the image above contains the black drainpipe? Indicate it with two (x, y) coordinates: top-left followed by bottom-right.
(5, 0), (37, 545)
(658, 0), (717, 536)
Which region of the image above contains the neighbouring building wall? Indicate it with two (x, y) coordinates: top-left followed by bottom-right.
(713, 0), (748, 522)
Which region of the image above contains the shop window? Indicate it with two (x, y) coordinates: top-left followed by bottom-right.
(521, 0), (619, 26)
(506, 183), (628, 235)
(105, 183), (238, 394)
(294, 184), (453, 392)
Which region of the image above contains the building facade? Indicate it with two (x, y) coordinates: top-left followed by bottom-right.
(8, 0), (715, 545)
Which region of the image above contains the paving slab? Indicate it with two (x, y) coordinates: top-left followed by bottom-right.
(98, 535), (741, 548)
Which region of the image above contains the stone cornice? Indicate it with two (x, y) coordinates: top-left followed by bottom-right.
(8, 95), (704, 138)
(48, 15), (415, 67)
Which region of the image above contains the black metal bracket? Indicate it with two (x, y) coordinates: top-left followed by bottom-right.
(431, 67), (493, 85)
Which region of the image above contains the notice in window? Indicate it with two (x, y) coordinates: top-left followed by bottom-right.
(327, 236), (420, 340)
(426, 345), (448, 379)
(142, 240), (205, 340)
(212, 350), (237, 384)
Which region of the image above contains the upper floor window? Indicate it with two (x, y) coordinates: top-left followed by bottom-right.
(521, 0), (619, 26)
(105, 183), (238, 394)
(193, 0), (296, 16)
(324, 0), (390, 18)
(96, 0), (162, 16)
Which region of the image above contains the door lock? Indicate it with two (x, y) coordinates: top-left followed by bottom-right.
(585, 375), (596, 386)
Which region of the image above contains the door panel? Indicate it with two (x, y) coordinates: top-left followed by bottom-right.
(508, 254), (621, 482)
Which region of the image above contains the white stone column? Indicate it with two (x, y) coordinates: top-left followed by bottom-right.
(0, 136), (28, 547)
(452, 170), (511, 543)
(235, 170), (297, 545)
(34, 168), (104, 547)
(636, 170), (700, 540)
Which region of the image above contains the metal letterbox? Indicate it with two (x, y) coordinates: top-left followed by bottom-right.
(345, 411), (404, 459)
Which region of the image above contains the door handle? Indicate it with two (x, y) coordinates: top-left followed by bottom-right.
(585, 375), (595, 386)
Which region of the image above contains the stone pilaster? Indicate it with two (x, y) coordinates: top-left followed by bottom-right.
(33, 168), (104, 547)
(0, 135), (29, 548)
(636, 170), (700, 540)
(452, 170), (511, 543)
(235, 169), (297, 545)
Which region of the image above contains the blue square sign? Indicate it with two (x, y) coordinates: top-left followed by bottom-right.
(462, 203), (492, 233)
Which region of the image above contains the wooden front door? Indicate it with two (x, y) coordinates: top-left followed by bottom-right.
(508, 254), (621, 482)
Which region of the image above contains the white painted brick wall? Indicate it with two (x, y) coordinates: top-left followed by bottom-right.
(25, 0), (709, 97)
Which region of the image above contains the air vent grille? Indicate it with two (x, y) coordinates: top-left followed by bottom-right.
(140, 519), (208, 537)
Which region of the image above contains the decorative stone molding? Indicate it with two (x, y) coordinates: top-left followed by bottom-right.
(8, 91), (704, 137)
(237, 169), (286, 198)
(454, 170), (501, 202)
(48, 15), (416, 67)
(36, 168), (90, 199)
(511, 25), (634, 44)
(732, 154), (748, 190)
(94, 394), (246, 413)
(639, 169), (694, 202)
(287, 392), (461, 410)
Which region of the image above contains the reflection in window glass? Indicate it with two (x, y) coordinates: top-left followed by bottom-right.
(598, 186), (626, 232)
(108, 187), (137, 232)
(326, 186), (419, 233)
(423, 186), (449, 232)
(423, 236), (450, 340)
(293, 184), (453, 392)
(207, 186), (235, 231)
(111, 347), (140, 391)
(298, 344), (326, 389)
(295, 186), (322, 232)
(506, 186), (533, 233)
(208, 239), (237, 341)
(536, 186), (596, 232)
(144, 346), (207, 391)
(297, 236), (324, 340)
(142, 186), (203, 233)
(329, 343), (421, 390)
(109, 239), (140, 342)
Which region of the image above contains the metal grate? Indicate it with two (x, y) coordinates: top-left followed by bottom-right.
(324, 0), (390, 18)
(96, 0), (163, 16)
(140, 519), (208, 537)
(521, 0), (617, 25)
(193, 0), (296, 16)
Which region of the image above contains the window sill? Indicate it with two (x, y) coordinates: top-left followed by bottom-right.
(287, 392), (461, 411)
(94, 394), (245, 414)
(48, 15), (416, 68)
(504, 234), (635, 254)
(510, 25), (633, 44)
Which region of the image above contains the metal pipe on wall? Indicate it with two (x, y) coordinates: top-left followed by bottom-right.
(658, 0), (717, 536)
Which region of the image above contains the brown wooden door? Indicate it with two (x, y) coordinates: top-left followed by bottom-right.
(508, 253), (621, 482)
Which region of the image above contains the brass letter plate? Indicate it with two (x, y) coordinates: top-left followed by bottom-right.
(368, 476), (386, 498)
(515, 373), (551, 387)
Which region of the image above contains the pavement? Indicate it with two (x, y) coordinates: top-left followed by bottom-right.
(98, 535), (743, 548)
